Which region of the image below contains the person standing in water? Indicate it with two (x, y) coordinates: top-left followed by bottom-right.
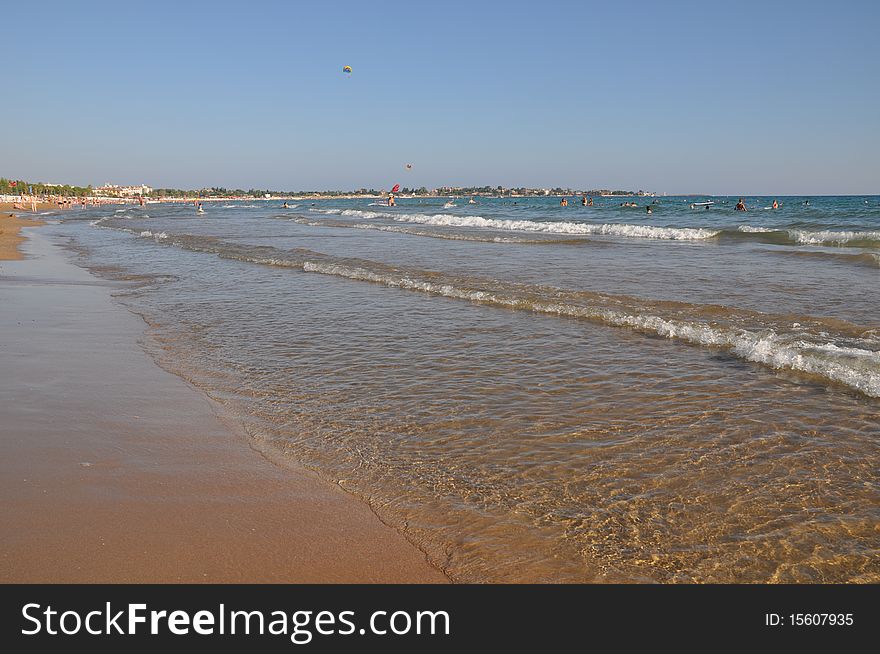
(581, 195), (588, 206)
(772, 199), (778, 209)
(735, 198), (747, 211)
(388, 194), (395, 207)
(560, 197), (568, 207)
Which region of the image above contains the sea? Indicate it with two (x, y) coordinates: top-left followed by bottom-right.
(50, 194), (879, 582)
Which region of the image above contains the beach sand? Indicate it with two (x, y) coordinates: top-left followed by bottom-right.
(0, 211), (45, 260)
(0, 228), (446, 583)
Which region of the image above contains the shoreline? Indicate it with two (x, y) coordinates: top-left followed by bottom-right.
(0, 227), (446, 583)
(0, 210), (45, 260)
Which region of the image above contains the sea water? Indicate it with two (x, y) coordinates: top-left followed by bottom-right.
(57, 195), (880, 582)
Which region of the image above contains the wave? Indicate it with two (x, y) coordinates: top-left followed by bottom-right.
(309, 208), (719, 241)
(788, 229), (880, 246)
(310, 209), (880, 247)
(734, 225), (880, 247)
(289, 217), (598, 245)
(105, 225), (880, 398)
(299, 260), (879, 397)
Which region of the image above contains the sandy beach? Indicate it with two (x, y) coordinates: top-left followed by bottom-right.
(0, 227), (445, 583)
(0, 210), (45, 260)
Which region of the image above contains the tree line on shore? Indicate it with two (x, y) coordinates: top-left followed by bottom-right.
(1, 178), (93, 197)
(2, 178), (647, 199)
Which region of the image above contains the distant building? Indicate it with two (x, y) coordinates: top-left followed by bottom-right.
(94, 184), (152, 197)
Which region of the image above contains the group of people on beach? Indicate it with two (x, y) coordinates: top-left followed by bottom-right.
(9, 195), (104, 212)
(10, 197), (38, 212)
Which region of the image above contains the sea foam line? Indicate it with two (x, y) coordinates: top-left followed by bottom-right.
(738, 225), (880, 246)
(100, 223), (880, 398)
(301, 260), (880, 398)
(139, 230), (168, 240)
(291, 217), (586, 244)
(310, 208), (719, 241)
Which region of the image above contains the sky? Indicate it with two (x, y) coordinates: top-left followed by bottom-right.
(2, 0), (879, 194)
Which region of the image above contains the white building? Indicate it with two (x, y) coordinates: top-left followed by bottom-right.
(94, 184), (153, 197)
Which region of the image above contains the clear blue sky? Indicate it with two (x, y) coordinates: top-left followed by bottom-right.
(2, 0), (878, 194)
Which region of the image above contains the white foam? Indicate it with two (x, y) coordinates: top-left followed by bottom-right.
(294, 218), (534, 243)
(341, 209), (384, 219)
(737, 225), (776, 233)
(300, 260), (880, 397)
(788, 229), (880, 246)
(138, 230), (168, 240)
(313, 208), (719, 241)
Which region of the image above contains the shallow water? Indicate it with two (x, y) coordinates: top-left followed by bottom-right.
(56, 195), (879, 582)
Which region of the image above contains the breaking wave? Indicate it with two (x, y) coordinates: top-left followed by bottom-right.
(308, 208), (719, 241)
(105, 225), (880, 398)
(308, 209), (880, 248)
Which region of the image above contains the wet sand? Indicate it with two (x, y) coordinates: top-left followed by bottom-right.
(0, 228), (446, 583)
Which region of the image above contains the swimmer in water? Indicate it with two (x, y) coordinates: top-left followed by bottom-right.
(646, 205), (652, 215)
(582, 195), (587, 206)
(560, 197), (568, 207)
(282, 202), (290, 208)
(735, 198), (747, 211)
(388, 194), (395, 206)
(772, 199), (778, 210)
